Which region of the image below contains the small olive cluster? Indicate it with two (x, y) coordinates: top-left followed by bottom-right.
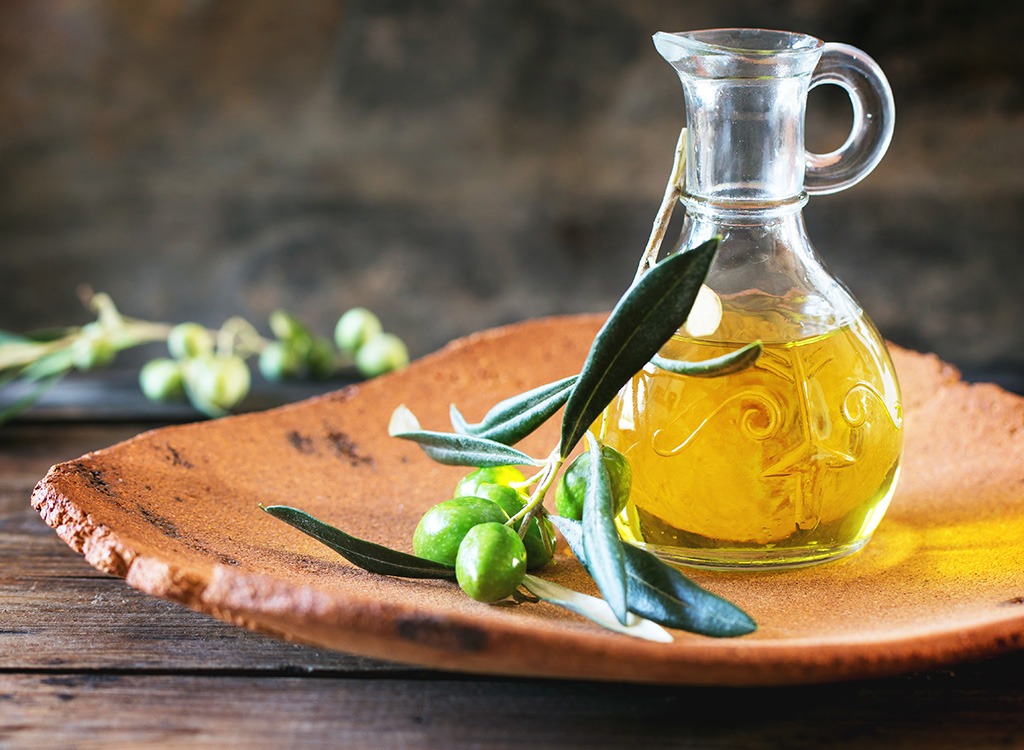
(139, 307), (408, 412)
(139, 323), (250, 410)
(412, 446), (631, 603)
(260, 307), (407, 383)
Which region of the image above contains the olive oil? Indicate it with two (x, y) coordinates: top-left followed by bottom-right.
(599, 306), (903, 568)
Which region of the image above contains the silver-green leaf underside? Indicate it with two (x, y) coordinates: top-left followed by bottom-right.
(390, 404), (543, 467)
(450, 375), (577, 446)
(521, 575), (672, 643)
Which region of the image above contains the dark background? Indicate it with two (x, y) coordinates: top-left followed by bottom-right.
(2, 0), (1022, 386)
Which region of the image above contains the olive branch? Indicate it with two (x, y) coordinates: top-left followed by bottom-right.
(264, 129), (764, 641)
(0, 289), (407, 422)
(266, 237), (763, 640)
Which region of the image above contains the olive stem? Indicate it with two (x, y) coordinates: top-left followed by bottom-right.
(85, 291), (126, 329)
(632, 127), (687, 285)
(507, 449), (563, 539)
(0, 312), (169, 373)
(81, 289), (174, 348)
(216, 316), (269, 358)
(124, 320), (173, 337)
(510, 468), (545, 491)
(0, 337), (73, 370)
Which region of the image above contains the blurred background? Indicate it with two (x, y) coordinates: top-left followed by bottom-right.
(2, 0), (1022, 391)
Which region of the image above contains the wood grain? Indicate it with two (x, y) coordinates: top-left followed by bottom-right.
(0, 427), (397, 675)
(2, 664), (1024, 750)
(4, 416), (1024, 747)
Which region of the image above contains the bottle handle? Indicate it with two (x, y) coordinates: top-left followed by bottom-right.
(805, 43), (895, 195)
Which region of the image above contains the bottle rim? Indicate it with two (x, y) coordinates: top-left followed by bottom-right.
(654, 29), (824, 60)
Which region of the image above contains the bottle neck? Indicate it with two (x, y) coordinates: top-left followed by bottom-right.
(674, 200), (862, 339)
(678, 200), (812, 285)
(682, 75), (812, 205)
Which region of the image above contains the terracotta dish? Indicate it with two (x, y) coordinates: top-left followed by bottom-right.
(32, 315), (1024, 685)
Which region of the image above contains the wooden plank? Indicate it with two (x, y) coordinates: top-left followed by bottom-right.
(2, 488), (61, 536)
(2, 665), (1024, 750)
(1, 485), (116, 578)
(0, 423), (158, 490)
(0, 573), (404, 673)
(0, 536), (108, 578)
(4, 423), (1024, 750)
(2, 462), (401, 674)
(0, 441), (398, 675)
(1, 369), (354, 423)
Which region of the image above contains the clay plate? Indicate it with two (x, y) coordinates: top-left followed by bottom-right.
(32, 315), (1024, 685)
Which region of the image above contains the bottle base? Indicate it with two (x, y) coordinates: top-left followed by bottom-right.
(630, 535), (872, 571)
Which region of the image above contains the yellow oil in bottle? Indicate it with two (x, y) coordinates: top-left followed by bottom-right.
(599, 302), (904, 568)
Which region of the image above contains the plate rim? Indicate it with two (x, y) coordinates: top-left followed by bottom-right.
(30, 314), (1024, 686)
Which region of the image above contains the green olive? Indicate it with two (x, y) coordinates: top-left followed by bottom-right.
(454, 466), (527, 499)
(268, 310), (310, 343)
(334, 307), (383, 355)
(412, 496), (508, 567)
(167, 323), (215, 360)
(258, 341), (303, 381)
(305, 337), (339, 379)
(354, 332), (409, 378)
(455, 522), (527, 603)
(464, 483), (523, 515)
(555, 445), (632, 521)
(138, 358), (185, 401)
(466, 483), (555, 570)
(189, 354), (251, 410)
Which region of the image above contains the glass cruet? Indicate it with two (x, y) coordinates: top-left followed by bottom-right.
(599, 29), (904, 569)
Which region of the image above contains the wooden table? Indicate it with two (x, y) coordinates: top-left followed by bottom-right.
(3, 418), (1024, 748)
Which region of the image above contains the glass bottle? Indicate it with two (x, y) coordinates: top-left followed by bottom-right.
(599, 29), (903, 569)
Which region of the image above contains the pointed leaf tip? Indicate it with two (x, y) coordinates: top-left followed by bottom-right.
(651, 340), (763, 378)
(522, 575), (672, 643)
(388, 404), (421, 436)
(262, 504), (456, 580)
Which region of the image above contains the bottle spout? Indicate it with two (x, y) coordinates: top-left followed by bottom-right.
(652, 31), (692, 68)
(653, 29), (823, 79)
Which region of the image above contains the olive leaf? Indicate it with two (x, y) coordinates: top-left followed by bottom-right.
(388, 403), (423, 434)
(651, 340), (763, 378)
(0, 342), (57, 372)
(0, 347), (78, 425)
(559, 237), (719, 457)
(261, 505), (456, 580)
(623, 541), (757, 637)
(0, 330), (33, 346)
(0, 326), (72, 348)
(0, 374), (66, 425)
(20, 349), (76, 382)
(581, 433), (629, 625)
(389, 404), (543, 468)
(521, 575), (672, 643)
(450, 375), (577, 446)
(550, 515), (757, 637)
